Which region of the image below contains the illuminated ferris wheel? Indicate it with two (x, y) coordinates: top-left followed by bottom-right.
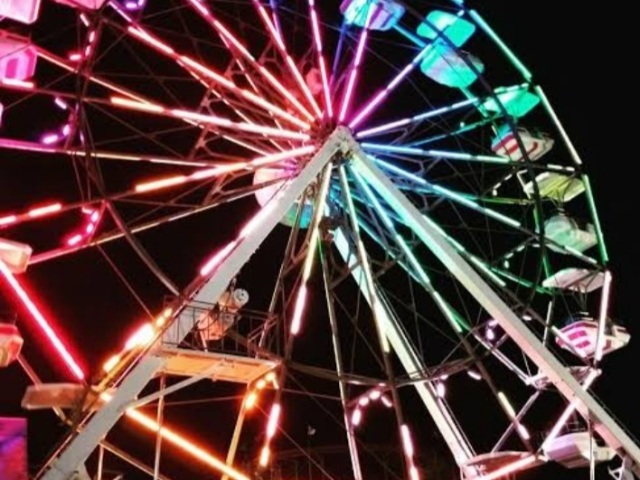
(0, 1), (638, 479)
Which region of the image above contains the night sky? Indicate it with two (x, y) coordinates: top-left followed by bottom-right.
(0, 1), (637, 479)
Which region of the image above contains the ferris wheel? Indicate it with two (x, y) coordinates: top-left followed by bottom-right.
(0, 1), (638, 479)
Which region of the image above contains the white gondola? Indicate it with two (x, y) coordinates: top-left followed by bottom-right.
(0, 0), (41, 24)
(544, 431), (615, 468)
(340, 0), (405, 31)
(542, 268), (605, 293)
(0, 323), (23, 368)
(491, 127), (554, 162)
(524, 172), (585, 202)
(545, 214), (597, 253)
(556, 315), (630, 358)
(0, 31), (38, 81)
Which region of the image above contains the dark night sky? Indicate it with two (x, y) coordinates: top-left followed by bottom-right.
(0, 1), (637, 479)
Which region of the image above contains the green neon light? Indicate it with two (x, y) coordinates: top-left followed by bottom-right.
(534, 86), (583, 167)
(353, 169), (469, 333)
(432, 185), (522, 228)
(468, 10), (532, 81)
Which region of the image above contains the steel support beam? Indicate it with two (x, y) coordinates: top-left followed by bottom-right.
(332, 228), (476, 470)
(42, 357), (166, 480)
(348, 141), (640, 468)
(40, 127), (348, 480)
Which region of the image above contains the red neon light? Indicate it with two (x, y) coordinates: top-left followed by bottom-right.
(0, 260), (84, 380)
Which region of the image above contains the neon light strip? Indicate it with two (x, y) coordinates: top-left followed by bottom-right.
(308, 0), (333, 118)
(0, 78), (35, 90)
(198, 170), (304, 279)
(369, 157), (522, 228)
(468, 10), (532, 81)
(135, 145), (314, 194)
(185, 0), (314, 122)
(355, 98), (477, 138)
(124, 25), (309, 130)
(250, 0), (323, 118)
(424, 219), (507, 288)
(0, 203), (63, 229)
(349, 45), (436, 129)
(30, 186), (268, 265)
(339, 5), (374, 122)
(0, 260), (85, 381)
(400, 424), (421, 480)
(352, 164), (506, 290)
(110, 96), (309, 141)
(290, 163), (333, 335)
(100, 393), (250, 480)
(353, 171), (475, 333)
(362, 143), (511, 164)
(339, 167), (390, 352)
(37, 49), (272, 156)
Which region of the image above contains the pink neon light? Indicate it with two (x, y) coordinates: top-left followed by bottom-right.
(339, 6), (374, 122)
(290, 284), (308, 335)
(110, 97), (309, 141)
(266, 403), (281, 439)
(349, 47), (433, 129)
(111, 96), (164, 113)
(0, 78), (35, 90)
(67, 234), (83, 246)
(251, 0), (322, 119)
(400, 424), (421, 480)
(64, 206), (104, 247)
(135, 176), (187, 193)
(351, 408), (362, 426)
(41, 134), (60, 145)
(54, 97), (68, 110)
(0, 216), (17, 227)
(239, 199), (279, 239)
(28, 203), (62, 218)
(200, 241), (237, 277)
(126, 25), (308, 129)
(410, 466), (420, 480)
(307, 0), (333, 117)
(135, 146), (313, 194)
(401, 424), (415, 458)
(127, 26), (176, 55)
(185, 0), (314, 122)
(0, 260), (84, 380)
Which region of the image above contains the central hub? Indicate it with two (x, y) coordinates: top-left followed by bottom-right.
(310, 116), (340, 145)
